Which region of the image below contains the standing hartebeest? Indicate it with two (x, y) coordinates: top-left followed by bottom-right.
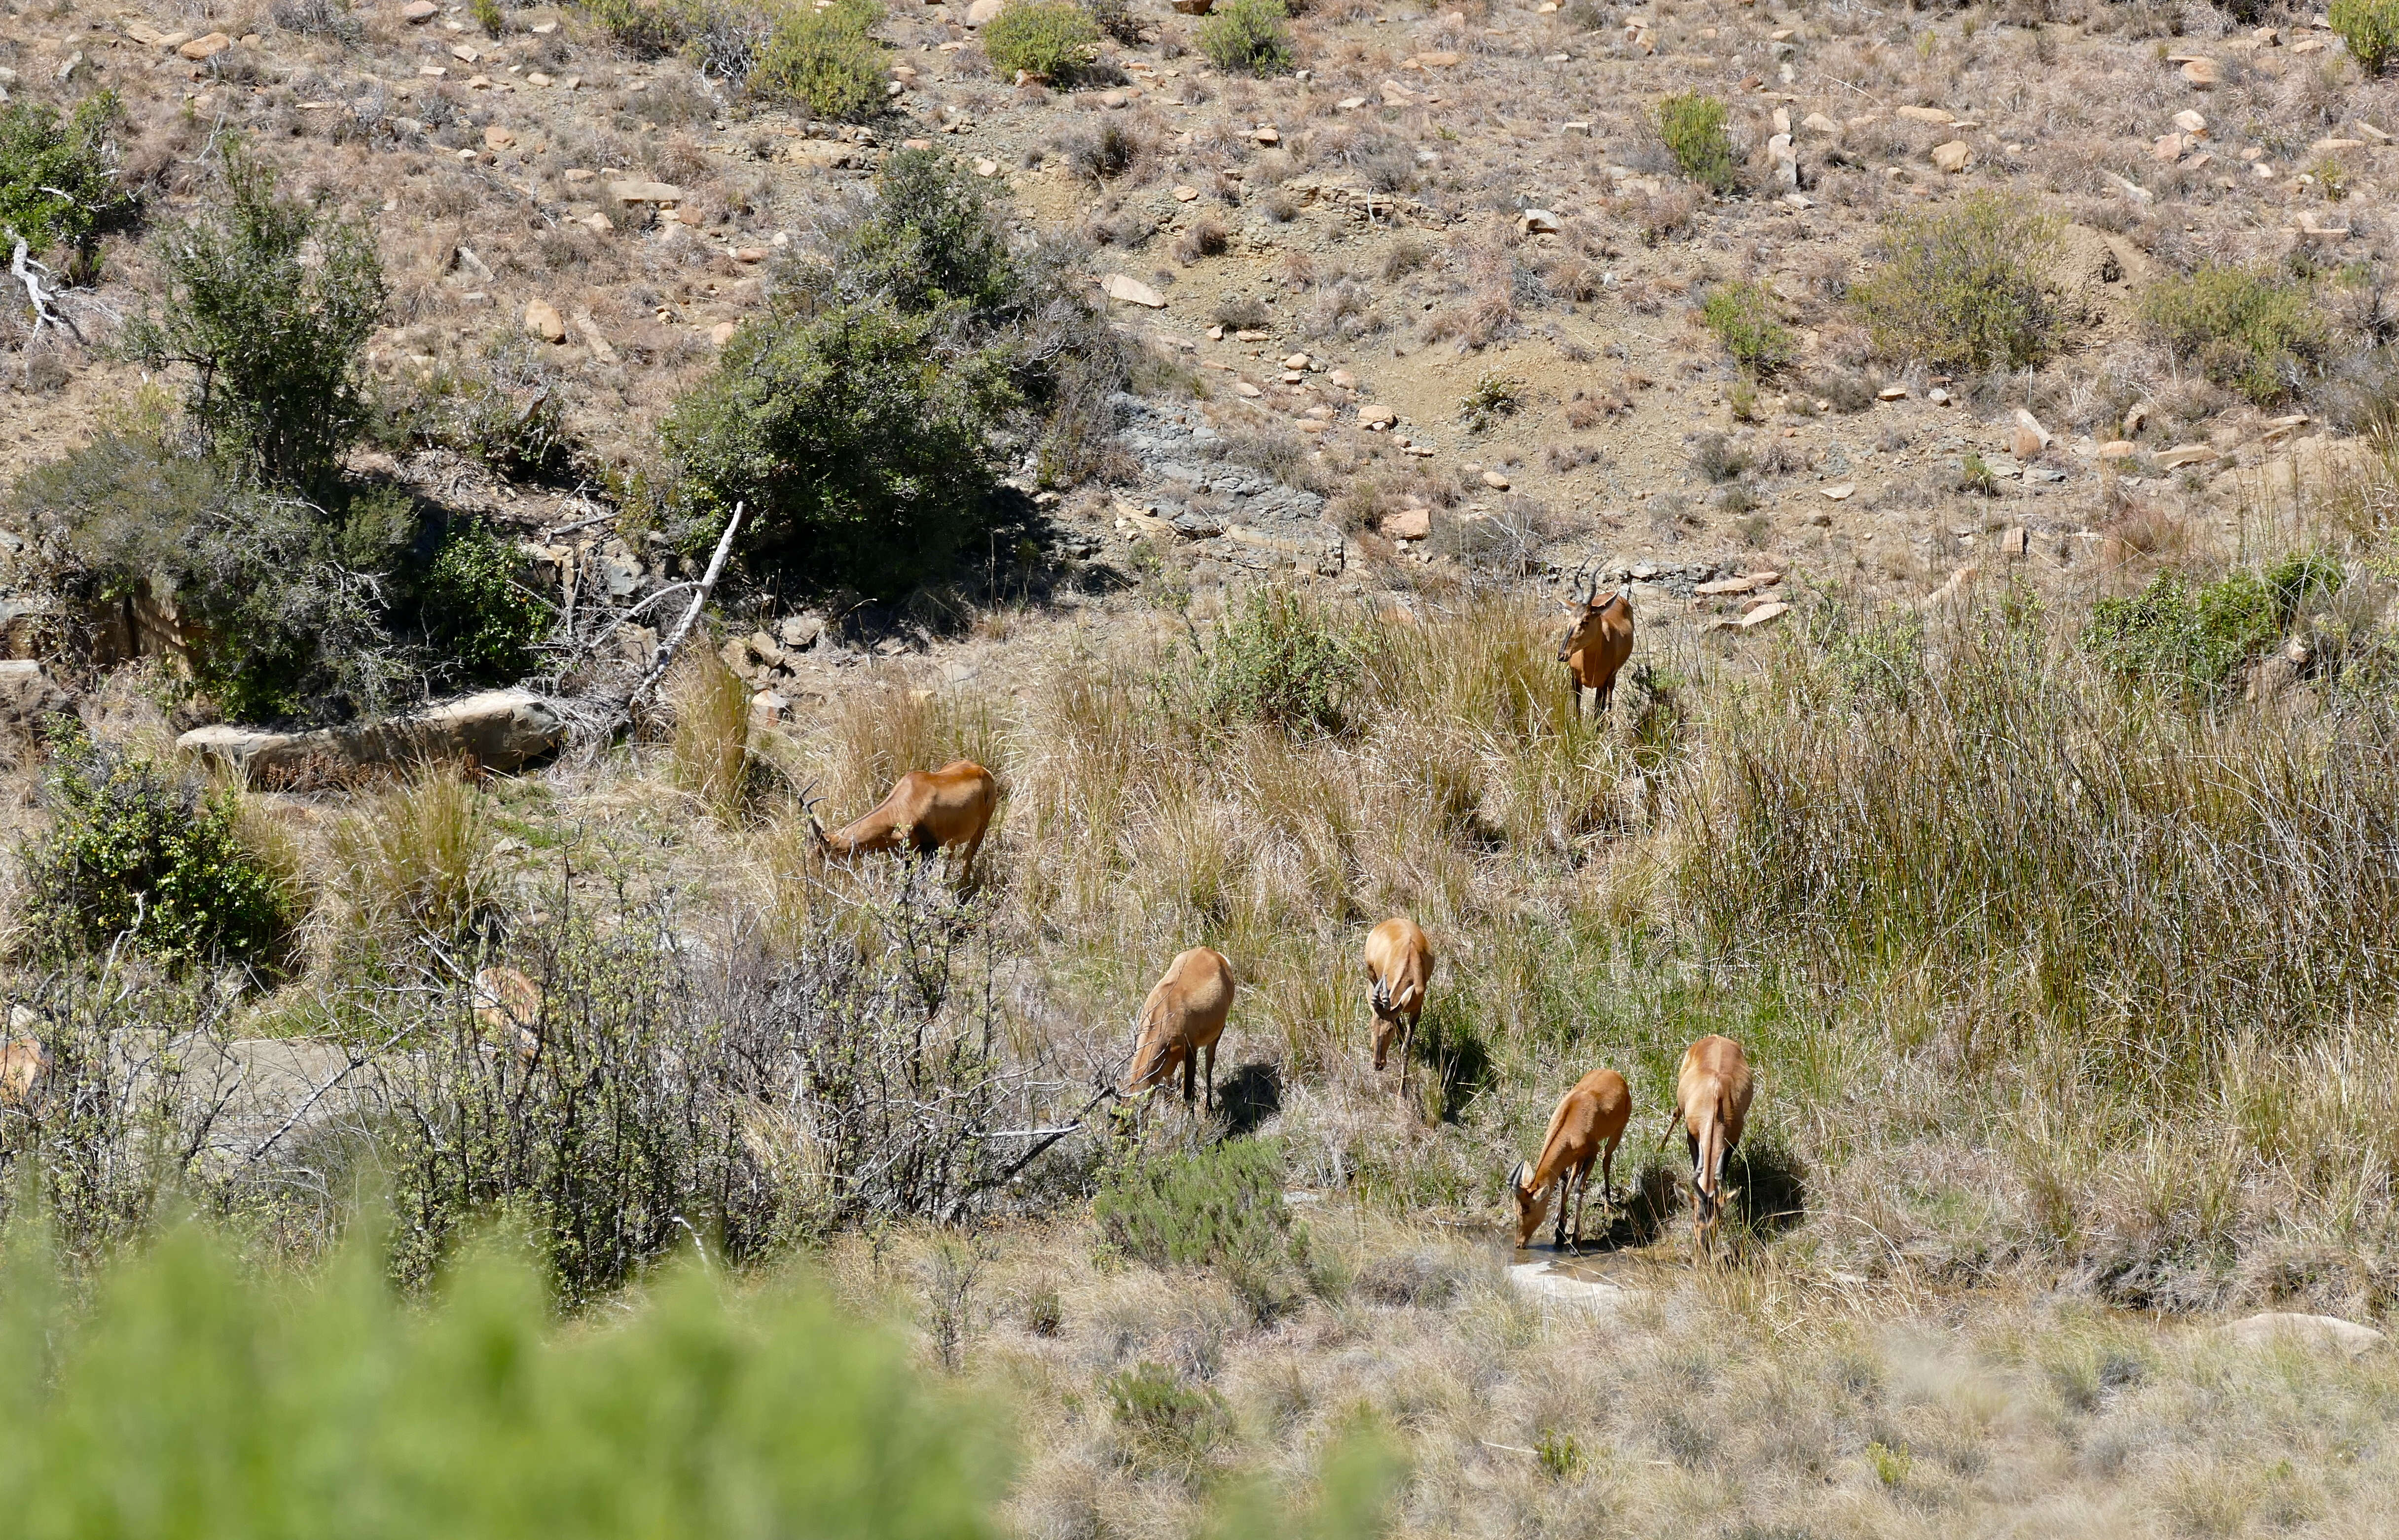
(803, 761), (999, 884)
(1659, 1035), (1755, 1253)
(1557, 566), (1636, 720)
(1509, 1068), (1633, 1250)
(1123, 947), (1237, 1111)
(1362, 917), (1434, 1106)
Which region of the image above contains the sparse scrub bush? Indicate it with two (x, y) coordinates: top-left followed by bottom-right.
(1459, 370), (1526, 432)
(1702, 281), (1795, 374)
(1851, 192), (2063, 371)
(2082, 555), (2339, 691)
(2332, 0), (2399, 72)
(982, 0), (1102, 82)
(579, 0), (697, 56)
(1199, 584), (1361, 735)
(20, 733), (295, 973)
(1104, 1361), (1235, 1474)
(1086, 0), (1142, 42)
(1095, 1138), (1309, 1320)
(1198, 0), (1296, 76)
(1655, 93), (1738, 195)
(1063, 121), (1145, 182)
(0, 92), (135, 258)
(748, 0), (889, 121)
(117, 146), (386, 500)
(2142, 265), (2329, 407)
(400, 340), (580, 481)
(472, 0), (505, 34)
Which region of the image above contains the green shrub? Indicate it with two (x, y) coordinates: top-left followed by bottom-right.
(1851, 192), (2063, 372)
(1094, 1138), (1309, 1320)
(1103, 1361), (1234, 1474)
(2332, 0), (2399, 72)
(1197, 0), (1295, 76)
(0, 1224), (1010, 1540)
(0, 92), (135, 258)
(1702, 280), (1796, 374)
(981, 0), (1101, 81)
(661, 296), (1013, 598)
(577, 0), (698, 55)
(2142, 265), (2329, 407)
(835, 147), (1018, 320)
(1086, 0), (1141, 43)
(420, 521), (550, 686)
(1655, 92), (1737, 194)
(1200, 583), (1362, 734)
(14, 415), (418, 723)
(2082, 570), (2289, 692)
(116, 145), (386, 499)
(749, 0), (889, 121)
(20, 733), (294, 973)
(1458, 370), (1526, 432)
(472, 0), (505, 33)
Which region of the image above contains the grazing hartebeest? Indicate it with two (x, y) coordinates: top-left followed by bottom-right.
(1362, 916), (1434, 1104)
(1123, 947), (1237, 1111)
(1659, 1035), (1755, 1252)
(0, 1035), (47, 1109)
(1557, 566), (1636, 720)
(1510, 1069), (1633, 1250)
(472, 965), (543, 1064)
(804, 760), (999, 883)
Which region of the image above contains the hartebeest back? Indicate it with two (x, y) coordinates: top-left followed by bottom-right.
(0, 1035), (47, 1110)
(1123, 947), (1237, 1110)
(1362, 916), (1434, 1103)
(804, 760), (999, 883)
(1557, 566), (1636, 719)
(1509, 1068), (1632, 1250)
(1660, 1035), (1754, 1250)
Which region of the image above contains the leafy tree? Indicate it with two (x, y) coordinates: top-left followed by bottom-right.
(0, 92), (136, 257)
(118, 145), (386, 499)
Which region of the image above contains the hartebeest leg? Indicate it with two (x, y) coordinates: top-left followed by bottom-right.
(1601, 1141), (1617, 1214)
(1203, 1040), (1217, 1111)
(1571, 1157), (1595, 1249)
(1181, 1046), (1197, 1107)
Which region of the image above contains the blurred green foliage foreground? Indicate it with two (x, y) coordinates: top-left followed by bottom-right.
(0, 1222), (1396, 1540)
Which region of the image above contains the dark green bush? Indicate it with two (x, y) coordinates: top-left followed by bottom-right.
(981, 0), (1101, 81)
(1198, 0), (1295, 76)
(1702, 280), (1796, 374)
(421, 522), (551, 686)
(0, 1224), (1010, 1540)
(1200, 584), (1361, 734)
(2332, 0), (2399, 72)
(20, 733), (294, 973)
(577, 0), (699, 55)
(1094, 1138), (1308, 1319)
(0, 92), (135, 258)
(1086, 0), (1141, 43)
(1656, 92), (1738, 194)
(116, 146), (384, 500)
(2142, 265), (2329, 407)
(2082, 570), (2292, 692)
(835, 147), (1019, 321)
(1851, 192), (2063, 372)
(748, 0), (889, 121)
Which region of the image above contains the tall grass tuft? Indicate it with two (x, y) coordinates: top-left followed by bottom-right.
(668, 640), (754, 824)
(327, 765), (503, 947)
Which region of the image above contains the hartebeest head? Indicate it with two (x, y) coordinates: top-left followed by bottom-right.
(1557, 567), (1627, 664)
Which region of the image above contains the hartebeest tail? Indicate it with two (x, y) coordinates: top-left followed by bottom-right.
(1124, 947), (1237, 1111)
(1362, 916), (1434, 1105)
(1557, 565), (1636, 720)
(1659, 1035), (1754, 1252)
(803, 760), (999, 884)
(1508, 1068), (1632, 1251)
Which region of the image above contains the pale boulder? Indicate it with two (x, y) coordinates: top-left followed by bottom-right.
(523, 299), (567, 343)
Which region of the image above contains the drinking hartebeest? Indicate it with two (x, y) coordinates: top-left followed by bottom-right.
(1660, 1035), (1754, 1251)
(1509, 1068), (1632, 1251)
(803, 761), (999, 883)
(1124, 947), (1237, 1111)
(1557, 566), (1636, 720)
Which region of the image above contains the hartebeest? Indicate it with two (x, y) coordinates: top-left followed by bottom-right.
(1362, 916), (1434, 1104)
(803, 760), (999, 883)
(472, 965), (543, 1064)
(1509, 1068), (1632, 1251)
(0, 1035), (47, 1109)
(1659, 1035), (1754, 1251)
(1557, 566), (1636, 720)
(1124, 947), (1237, 1111)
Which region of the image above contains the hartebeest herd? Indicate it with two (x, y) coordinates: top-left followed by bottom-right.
(790, 575), (1751, 1255)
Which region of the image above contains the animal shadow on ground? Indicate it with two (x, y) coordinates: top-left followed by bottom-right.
(1412, 1014), (1494, 1125)
(1214, 1060), (1282, 1137)
(1728, 1133), (1810, 1238)
(1562, 1151), (1679, 1252)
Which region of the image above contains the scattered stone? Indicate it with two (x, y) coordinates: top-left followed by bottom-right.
(1505, 1263), (1632, 1317)
(1930, 140), (1971, 173)
(1877, 385), (1908, 401)
(564, 167), (596, 182)
(179, 32), (233, 60)
(1282, 352), (1311, 369)
(1336, 95), (1366, 109)
(2155, 444), (2219, 468)
(2181, 57), (2222, 86)
(708, 321), (739, 346)
(1820, 483), (1854, 501)
(522, 299), (567, 342)
(1800, 111), (1839, 133)
(1562, 120), (1592, 135)
(1418, 50), (1463, 66)
(1328, 368), (1355, 389)
(2014, 406), (2053, 450)
(1481, 469), (1511, 490)
(1253, 125), (1280, 145)
(973, 157), (999, 176)
(2099, 440), (2138, 458)
(1996, 526), (2030, 557)
(483, 124), (516, 150)
(1383, 507), (1431, 540)
(181, 689), (567, 781)
(2174, 107), (2208, 135)
(1234, 380), (1263, 398)
(1517, 207), (1561, 234)
(1101, 273), (1165, 307)
(1380, 78), (1418, 105)
(608, 179), (685, 206)
(0, 661), (69, 756)
(2153, 133), (2185, 162)
(2221, 1314), (2385, 1358)
(1738, 601), (1790, 629)
(2311, 136), (2365, 154)
(965, 0), (1005, 23)
(402, 0), (438, 18)
(1896, 104), (1954, 124)
(1173, 184), (1200, 201)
